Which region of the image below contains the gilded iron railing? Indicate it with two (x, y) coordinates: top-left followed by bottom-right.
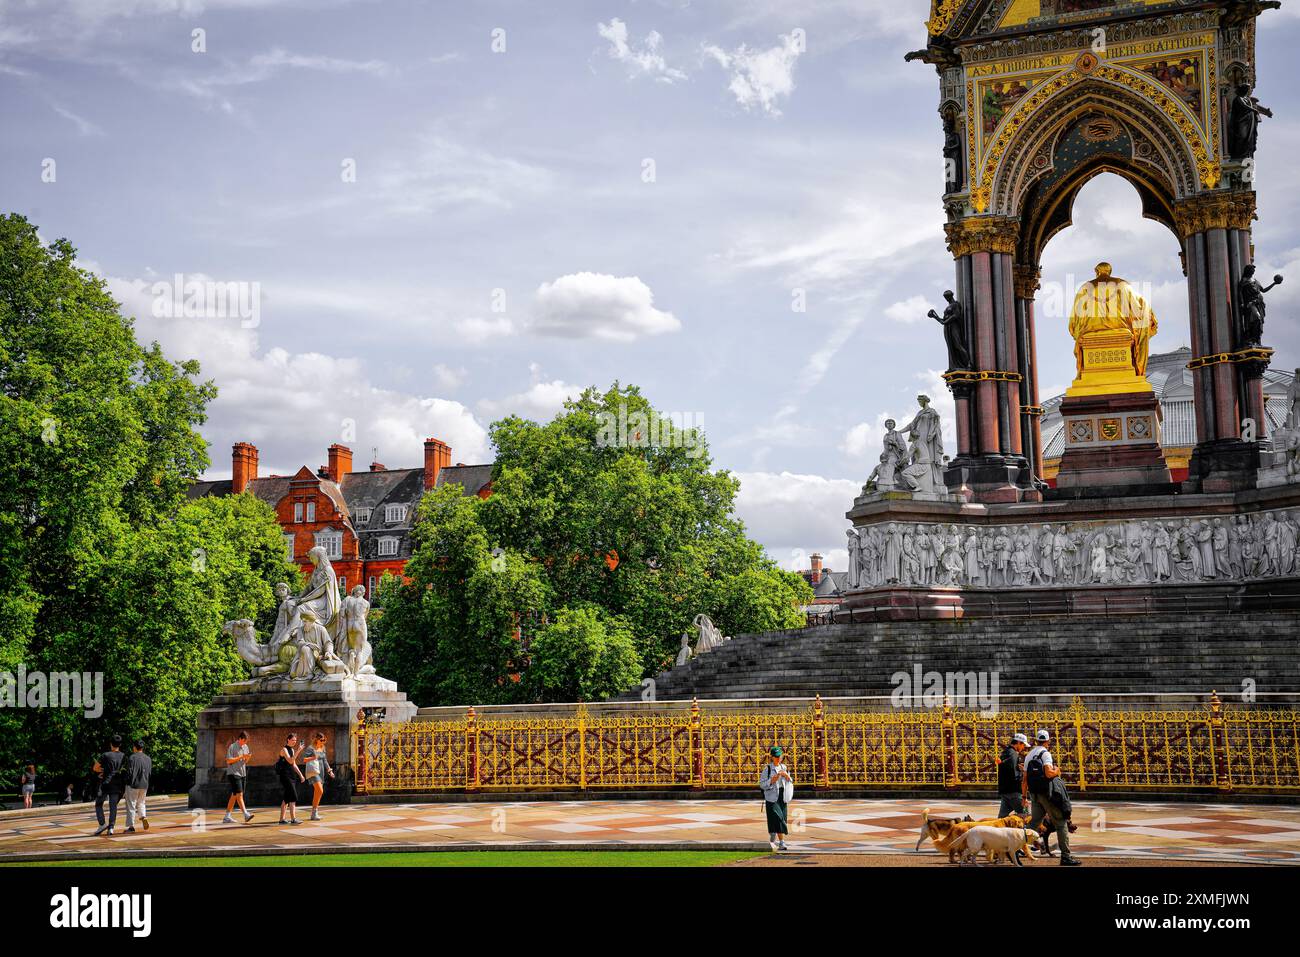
(352, 694), (1300, 795)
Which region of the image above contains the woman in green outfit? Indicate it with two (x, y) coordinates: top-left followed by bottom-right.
(759, 745), (794, 851)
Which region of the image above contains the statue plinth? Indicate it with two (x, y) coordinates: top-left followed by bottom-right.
(1066, 330), (1153, 398)
(1055, 390), (1171, 490)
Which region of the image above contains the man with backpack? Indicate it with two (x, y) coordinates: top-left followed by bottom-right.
(996, 732), (1029, 818)
(1021, 729), (1082, 866)
(91, 734), (126, 836)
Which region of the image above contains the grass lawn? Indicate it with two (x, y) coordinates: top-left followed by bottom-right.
(6, 849), (765, 867)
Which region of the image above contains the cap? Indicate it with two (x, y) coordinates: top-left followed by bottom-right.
(1012, 733), (1029, 745)
(770, 745), (783, 757)
(1036, 729), (1050, 742)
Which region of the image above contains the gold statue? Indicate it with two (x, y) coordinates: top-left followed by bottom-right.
(1065, 262), (1157, 397)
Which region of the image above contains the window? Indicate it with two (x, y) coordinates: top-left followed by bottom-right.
(283, 534), (294, 560)
(384, 503), (407, 523)
(293, 502), (303, 523)
(368, 575), (376, 598)
(306, 501), (316, 523)
(316, 529), (343, 560)
(355, 507), (372, 525)
(338, 576), (346, 592)
(378, 537), (399, 557)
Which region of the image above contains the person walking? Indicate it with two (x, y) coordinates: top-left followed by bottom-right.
(19, 763), (37, 809)
(122, 740), (151, 833)
(1022, 729), (1082, 866)
(275, 733), (306, 825)
(92, 735), (126, 836)
(300, 733), (335, 821)
(223, 731), (256, 824)
(996, 733), (1029, 818)
(759, 745), (794, 851)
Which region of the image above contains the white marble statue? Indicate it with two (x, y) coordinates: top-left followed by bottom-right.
(226, 547), (396, 691)
(899, 394), (945, 493)
(337, 584), (376, 676)
(675, 632), (692, 667)
(691, 613), (729, 655)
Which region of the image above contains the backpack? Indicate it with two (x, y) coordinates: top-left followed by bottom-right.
(1025, 751), (1049, 795)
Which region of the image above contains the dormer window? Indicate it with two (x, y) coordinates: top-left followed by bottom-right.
(378, 536), (399, 557)
(355, 507), (372, 525)
(315, 529), (343, 560)
(384, 504), (408, 523)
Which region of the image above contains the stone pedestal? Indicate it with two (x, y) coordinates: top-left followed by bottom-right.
(1054, 391), (1171, 489)
(189, 681), (416, 809)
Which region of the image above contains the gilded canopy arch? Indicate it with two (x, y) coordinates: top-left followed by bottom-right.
(975, 59), (1215, 220)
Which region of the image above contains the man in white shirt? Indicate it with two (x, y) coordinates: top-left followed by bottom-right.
(1021, 729), (1081, 866)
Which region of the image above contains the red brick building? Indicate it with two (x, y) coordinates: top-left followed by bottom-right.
(189, 438), (493, 598)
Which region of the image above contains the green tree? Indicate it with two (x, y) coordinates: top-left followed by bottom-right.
(373, 383), (811, 704)
(0, 213), (297, 785)
(526, 605), (641, 702)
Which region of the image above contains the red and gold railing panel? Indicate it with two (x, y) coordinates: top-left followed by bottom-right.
(352, 694), (1300, 796)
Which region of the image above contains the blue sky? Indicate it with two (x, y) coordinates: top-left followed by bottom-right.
(3, 0), (1299, 574)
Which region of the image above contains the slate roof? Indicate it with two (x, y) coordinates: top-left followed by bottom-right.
(435, 463), (494, 496)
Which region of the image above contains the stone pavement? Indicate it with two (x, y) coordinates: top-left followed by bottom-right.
(2, 797), (1299, 864)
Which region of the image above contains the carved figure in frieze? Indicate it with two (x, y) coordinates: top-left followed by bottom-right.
(1088, 530), (1109, 583)
(1278, 513), (1298, 577)
(1212, 519), (1231, 579)
(1152, 523), (1173, 581)
(964, 530), (982, 584)
(992, 528), (1012, 586)
(884, 523), (904, 584)
(846, 528), (861, 589)
(1228, 515), (1247, 578)
(902, 529), (920, 585)
(942, 526), (964, 586)
(1192, 520), (1214, 580)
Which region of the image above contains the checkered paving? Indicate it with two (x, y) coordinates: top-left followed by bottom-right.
(2, 797), (1298, 863)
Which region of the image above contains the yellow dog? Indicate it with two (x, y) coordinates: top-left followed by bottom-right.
(916, 809), (1029, 863)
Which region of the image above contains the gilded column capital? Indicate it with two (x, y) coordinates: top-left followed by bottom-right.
(944, 216), (1019, 258)
(1172, 190), (1256, 240)
(1012, 264), (1041, 300)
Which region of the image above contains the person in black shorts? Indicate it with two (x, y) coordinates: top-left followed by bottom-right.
(275, 733), (306, 825)
(223, 730), (255, 824)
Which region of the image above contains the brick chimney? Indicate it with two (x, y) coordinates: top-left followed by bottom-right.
(326, 443), (353, 483)
(369, 461), (386, 472)
(424, 437), (451, 490)
(231, 442), (259, 494)
(810, 553), (823, 585)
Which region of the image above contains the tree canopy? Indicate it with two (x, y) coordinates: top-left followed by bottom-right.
(373, 383), (811, 705)
(0, 213), (297, 786)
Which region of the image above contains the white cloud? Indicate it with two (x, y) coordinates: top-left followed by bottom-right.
(597, 18), (686, 83)
(432, 363), (468, 391)
(884, 295), (930, 325)
(478, 378), (580, 423)
(733, 469), (858, 569)
(455, 316), (517, 344)
(100, 272), (490, 475)
(840, 420), (880, 458)
(702, 31), (803, 115)
(530, 272), (680, 342)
